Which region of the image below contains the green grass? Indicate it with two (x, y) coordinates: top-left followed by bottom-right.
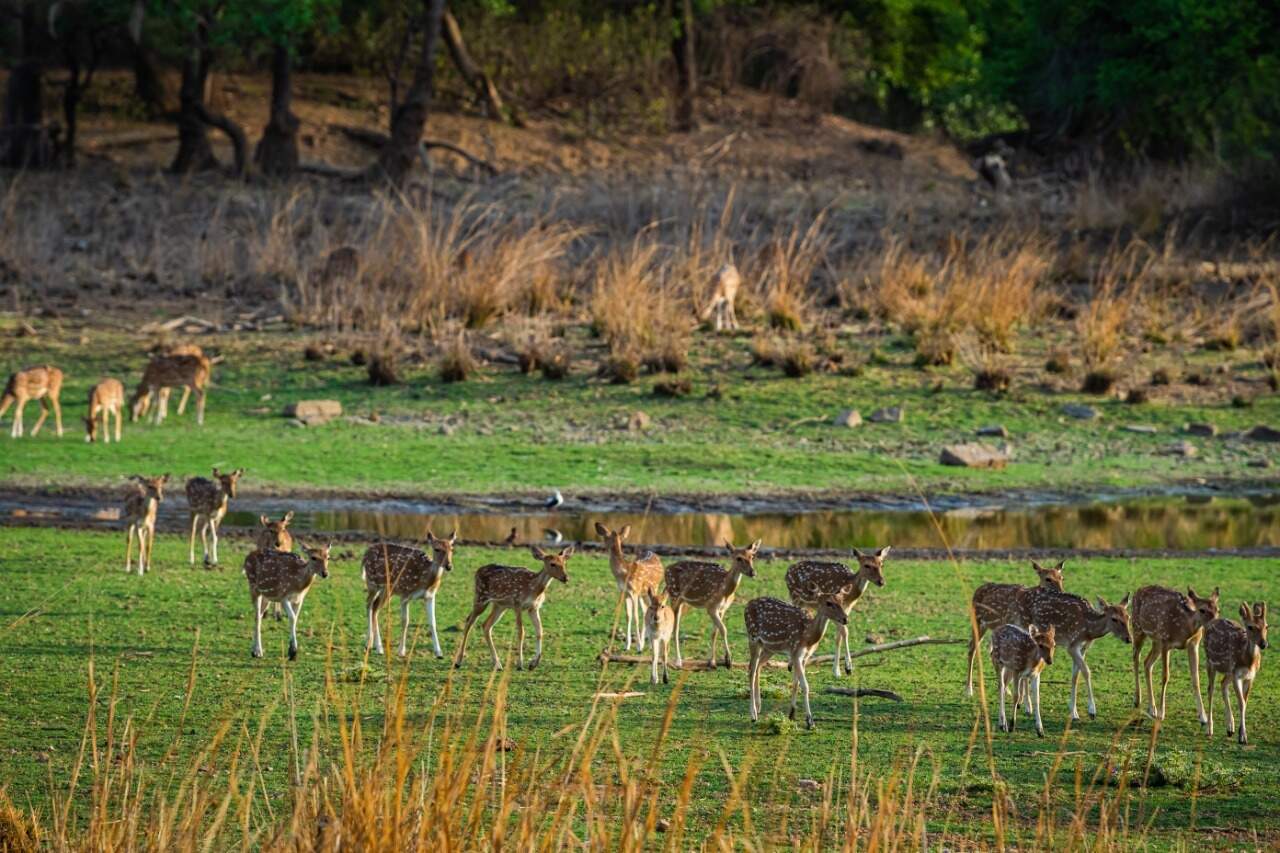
(1, 527), (1276, 846)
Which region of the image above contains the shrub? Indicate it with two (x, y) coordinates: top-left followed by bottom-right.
(779, 340), (817, 378)
(598, 352), (640, 385)
(539, 348), (571, 380)
(438, 335), (476, 383)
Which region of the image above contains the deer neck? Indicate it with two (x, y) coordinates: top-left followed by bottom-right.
(722, 566), (748, 599)
(1080, 610), (1110, 643)
(528, 568), (556, 600)
(607, 542), (628, 577)
(846, 570), (872, 603)
(802, 612), (834, 651)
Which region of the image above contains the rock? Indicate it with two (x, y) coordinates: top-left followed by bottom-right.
(1061, 404), (1098, 420)
(1244, 425), (1280, 443)
(284, 400), (343, 421)
(627, 411), (652, 432)
(796, 779), (822, 792)
(1161, 441), (1197, 458)
(1248, 458), (1272, 469)
(833, 409), (862, 428)
(869, 406), (904, 424)
(976, 425), (1009, 438)
(655, 819), (670, 833)
(865, 633), (885, 645)
(1121, 424), (1158, 434)
(1184, 422), (1218, 437)
(940, 443), (1010, 469)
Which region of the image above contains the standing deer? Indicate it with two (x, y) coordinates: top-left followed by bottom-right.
(453, 545), (572, 670)
(991, 623), (1056, 736)
(362, 530), (457, 658)
(123, 474), (168, 575)
(83, 378), (124, 443)
(1131, 585), (1220, 722)
(1, 365), (63, 438)
(664, 540), (761, 669)
(185, 467), (244, 567)
(134, 344), (206, 418)
(245, 542), (331, 660)
(966, 561), (1065, 695)
(1205, 602), (1268, 744)
(645, 587), (675, 684)
(699, 262), (741, 332)
(256, 511), (294, 622)
(130, 354), (210, 425)
(1024, 591), (1130, 720)
(595, 522), (663, 651)
(744, 597), (848, 730)
(785, 546), (890, 677)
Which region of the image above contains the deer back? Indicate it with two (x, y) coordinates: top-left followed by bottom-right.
(1132, 586), (1201, 644)
(786, 561), (856, 608)
(624, 552), (664, 596)
(990, 624), (1042, 675)
(362, 543), (439, 594)
(474, 564), (539, 607)
(744, 596), (812, 653)
(245, 550), (316, 599)
(972, 582), (1025, 632)
(5, 365), (60, 401)
(663, 560), (728, 606)
(185, 477), (224, 516)
(1025, 590), (1098, 646)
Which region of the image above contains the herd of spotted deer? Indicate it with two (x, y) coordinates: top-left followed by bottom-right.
(1, 355), (1269, 743)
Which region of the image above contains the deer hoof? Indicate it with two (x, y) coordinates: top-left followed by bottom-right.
(805, 718), (815, 731)
(788, 707), (796, 720)
(1088, 712), (1097, 721)
(434, 652), (444, 660)
(288, 645), (298, 661)
(1036, 727), (1045, 738)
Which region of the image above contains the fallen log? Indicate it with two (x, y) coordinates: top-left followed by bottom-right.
(598, 636), (963, 671)
(823, 687), (903, 702)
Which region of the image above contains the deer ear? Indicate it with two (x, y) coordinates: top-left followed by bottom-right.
(1212, 586), (1220, 601)
(259, 515), (270, 526)
(1257, 602), (1267, 620)
(1054, 560), (1066, 571)
(212, 467), (220, 477)
(724, 540), (736, 552)
(853, 547), (865, 559)
(560, 545), (575, 559)
(1121, 592), (1131, 606)
(1241, 602), (1251, 622)
(750, 539), (762, 552)
(875, 546), (891, 558)
(235, 467), (244, 476)
(1096, 597), (1107, 611)
(530, 545), (547, 560)
(283, 511), (294, 523)
(1187, 586), (1197, 600)
(449, 529), (458, 544)
(425, 529), (437, 543)
(619, 525), (631, 540)
(594, 522), (609, 537)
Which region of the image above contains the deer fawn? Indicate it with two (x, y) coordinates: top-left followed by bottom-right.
(1131, 585), (1220, 722)
(244, 542), (331, 660)
(966, 561), (1065, 695)
(255, 511), (294, 622)
(699, 262), (741, 332)
(785, 546), (890, 677)
(595, 522), (663, 651)
(1, 365), (63, 438)
(1205, 602), (1268, 744)
(664, 540), (761, 669)
(130, 354), (210, 425)
(123, 474), (168, 575)
(645, 587), (676, 684)
(83, 378), (124, 443)
(745, 597), (848, 730)
(991, 623), (1056, 736)
(1025, 591), (1130, 720)
(453, 545), (572, 670)
(185, 467), (244, 566)
(362, 530), (457, 658)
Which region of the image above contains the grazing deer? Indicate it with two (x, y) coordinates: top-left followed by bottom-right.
(991, 623), (1056, 736)
(785, 546), (891, 677)
(1, 365), (63, 438)
(1205, 602), (1268, 744)
(256, 512), (294, 553)
(130, 354), (210, 425)
(362, 530), (457, 658)
(1025, 591), (1130, 720)
(123, 474), (168, 575)
(1131, 585), (1220, 722)
(645, 587), (676, 684)
(83, 378), (124, 443)
(966, 561), (1065, 695)
(453, 545), (572, 670)
(158, 344), (204, 415)
(185, 467), (244, 567)
(664, 540), (761, 669)
(745, 597), (848, 730)
(245, 542), (331, 660)
(699, 262), (741, 332)
(595, 522), (664, 651)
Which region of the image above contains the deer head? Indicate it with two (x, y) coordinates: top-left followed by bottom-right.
(132, 474), (169, 501)
(1029, 623), (1056, 665)
(1187, 587), (1221, 626)
(595, 522), (631, 552)
(853, 546), (891, 587)
(531, 544), (573, 584)
(818, 599), (848, 627)
(299, 541), (332, 579)
(426, 528), (457, 572)
(1096, 594), (1132, 644)
(1241, 601), (1269, 651)
(213, 467), (245, 498)
(1031, 560), (1065, 591)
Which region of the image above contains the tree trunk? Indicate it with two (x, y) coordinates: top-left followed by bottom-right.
(671, 0), (696, 132)
(374, 0), (447, 184)
(132, 42), (171, 118)
(254, 44), (299, 177)
(171, 52), (217, 172)
(441, 9), (505, 122)
(1, 4), (53, 169)
(62, 55), (82, 167)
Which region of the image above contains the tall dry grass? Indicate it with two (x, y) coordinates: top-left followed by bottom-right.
(1078, 243), (1153, 377)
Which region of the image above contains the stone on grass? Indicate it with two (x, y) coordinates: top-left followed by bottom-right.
(1248, 458), (1272, 469)
(1061, 404), (1098, 420)
(1184, 422), (1218, 437)
(940, 443), (1010, 469)
(869, 406), (904, 424)
(284, 400), (343, 422)
(1122, 424), (1158, 434)
(833, 409), (862, 428)
(797, 779), (822, 792)
(627, 411), (652, 432)
(976, 425), (1009, 438)
(1244, 425), (1280, 443)
(1161, 441), (1197, 458)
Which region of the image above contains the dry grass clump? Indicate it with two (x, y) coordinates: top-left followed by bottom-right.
(438, 334), (476, 383)
(368, 353), (401, 386)
(1071, 164), (1225, 235)
(598, 351), (641, 384)
(653, 375), (693, 397)
(751, 218), (828, 332)
(958, 334), (1012, 393)
(0, 786), (41, 852)
(749, 332), (781, 367)
(1045, 349), (1072, 375)
(590, 239), (694, 370)
(778, 338), (817, 377)
(1078, 243), (1150, 393)
(539, 347), (572, 380)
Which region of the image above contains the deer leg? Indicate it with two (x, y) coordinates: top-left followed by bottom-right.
(1068, 646), (1084, 721)
(366, 590), (384, 654)
(1188, 641), (1207, 726)
(283, 599), (299, 660)
(252, 594), (265, 657)
(427, 594), (442, 658)
(9, 399), (23, 437)
(1082, 651), (1098, 720)
(1142, 643), (1160, 718)
(481, 606), (505, 670)
(1221, 673), (1235, 736)
(1032, 671), (1045, 737)
(515, 610), (526, 669)
(798, 658), (815, 729)
(998, 668), (1009, 732)
(623, 594), (634, 651)
(209, 520), (220, 566)
(710, 609), (731, 668)
(199, 519), (210, 565)
(529, 607), (545, 670)
(1233, 676), (1247, 744)
(29, 398), (48, 436)
(453, 602), (487, 668)
(671, 602), (684, 668)
(114, 406), (122, 442)
(788, 660), (800, 721)
(51, 394), (62, 437)
(138, 526), (149, 575)
(398, 596), (412, 658)
(1157, 648), (1172, 720)
(177, 385), (191, 415)
(661, 638), (669, 684)
(966, 624), (985, 697)
(635, 594), (648, 652)
(1205, 670), (1216, 738)
(195, 387), (206, 426)
(125, 523), (135, 572)
(188, 515), (199, 564)
(0, 396), (11, 432)
(833, 623), (845, 677)
(651, 629), (661, 685)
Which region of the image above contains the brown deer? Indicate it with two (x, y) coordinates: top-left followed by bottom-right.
(453, 545), (572, 670)
(785, 546), (891, 677)
(83, 378), (124, 443)
(991, 623), (1056, 736)
(1131, 585), (1220, 722)
(244, 542), (331, 660)
(185, 467), (244, 566)
(966, 561), (1065, 695)
(595, 522), (664, 651)
(744, 597), (848, 730)
(362, 530), (457, 659)
(123, 474), (168, 575)
(1205, 602), (1268, 744)
(664, 540), (761, 669)
(644, 587), (676, 684)
(135, 344), (205, 417)
(130, 354), (210, 425)
(699, 262), (741, 332)
(1024, 591), (1130, 720)
(1, 365), (63, 438)
(255, 511), (294, 622)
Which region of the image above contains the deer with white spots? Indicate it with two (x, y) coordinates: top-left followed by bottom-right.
(785, 546), (890, 677)
(966, 561), (1065, 695)
(254, 512), (294, 621)
(83, 378), (124, 443)
(132, 344), (208, 420)
(363, 530), (456, 659)
(123, 474), (168, 575)
(130, 353), (210, 425)
(644, 587), (676, 684)
(244, 542), (331, 660)
(1, 364), (63, 438)
(1024, 591), (1130, 720)
(185, 467), (243, 567)
(699, 262), (741, 332)
(595, 522), (664, 651)
(1205, 602), (1268, 744)
(991, 623), (1056, 736)
(744, 597), (848, 730)
(1131, 585), (1220, 722)
(664, 540), (761, 669)
(453, 545), (572, 670)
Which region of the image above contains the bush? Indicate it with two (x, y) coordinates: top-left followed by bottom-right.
(438, 336), (476, 384)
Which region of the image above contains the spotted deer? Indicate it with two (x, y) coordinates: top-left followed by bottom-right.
(744, 597), (848, 730)
(123, 474), (168, 575)
(699, 262), (741, 332)
(185, 467), (244, 566)
(1131, 585), (1220, 722)
(1205, 602), (1267, 744)
(453, 545), (572, 670)
(83, 378), (124, 443)
(966, 561), (1065, 695)
(130, 354), (210, 425)
(245, 542), (331, 660)
(644, 587), (676, 684)
(255, 511), (295, 622)
(1024, 591), (1130, 720)
(664, 540), (761, 669)
(785, 546), (890, 677)
(1, 365), (63, 438)
(595, 522), (664, 651)
(363, 530), (457, 658)
(991, 623), (1056, 736)
(135, 344), (205, 418)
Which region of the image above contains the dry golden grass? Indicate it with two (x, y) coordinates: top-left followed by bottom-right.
(1078, 243), (1152, 375)
(438, 333), (477, 383)
(590, 238), (693, 369)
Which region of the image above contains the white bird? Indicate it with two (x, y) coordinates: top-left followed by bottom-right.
(543, 528), (563, 544)
(544, 489), (564, 510)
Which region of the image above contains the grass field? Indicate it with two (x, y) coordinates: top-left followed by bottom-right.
(1, 527), (1276, 847)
